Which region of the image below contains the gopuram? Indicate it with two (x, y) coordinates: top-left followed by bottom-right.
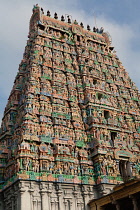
(0, 4), (140, 210)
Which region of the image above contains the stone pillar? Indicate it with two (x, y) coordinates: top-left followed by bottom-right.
(0, 202), (4, 210)
(40, 190), (47, 210)
(0, 195), (4, 210)
(77, 202), (81, 210)
(47, 187), (52, 210)
(129, 195), (138, 210)
(69, 200), (73, 210)
(4, 199), (7, 210)
(51, 198), (56, 210)
(64, 201), (68, 210)
(56, 189), (63, 210)
(51, 200), (58, 210)
(18, 189), (26, 210)
(0, 193), (4, 210)
(112, 201), (120, 210)
(82, 190), (89, 210)
(11, 197), (14, 210)
(88, 186), (94, 200)
(28, 189), (34, 210)
(38, 200), (42, 210)
(1, 199), (7, 210)
(116, 204), (120, 210)
(73, 189), (78, 210)
(33, 199), (37, 210)
(47, 192), (51, 210)
(18, 182), (31, 210)
(14, 192), (18, 210)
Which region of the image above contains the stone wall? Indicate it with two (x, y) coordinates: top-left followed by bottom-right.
(1, 180), (96, 210)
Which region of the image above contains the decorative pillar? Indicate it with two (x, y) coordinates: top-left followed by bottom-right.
(115, 202), (120, 210)
(33, 199), (37, 210)
(82, 189), (88, 209)
(73, 189), (78, 210)
(28, 189), (34, 210)
(17, 181), (33, 210)
(112, 201), (120, 210)
(64, 201), (68, 210)
(40, 190), (47, 210)
(88, 186), (94, 200)
(51, 198), (56, 210)
(129, 195), (138, 210)
(69, 200), (73, 210)
(14, 192), (18, 210)
(55, 200), (59, 210)
(11, 197), (14, 210)
(18, 189), (26, 210)
(0, 202), (4, 210)
(56, 189), (62, 210)
(0, 194), (4, 210)
(77, 202), (81, 210)
(47, 188), (52, 210)
(38, 200), (42, 210)
(3, 198), (7, 210)
(47, 193), (52, 210)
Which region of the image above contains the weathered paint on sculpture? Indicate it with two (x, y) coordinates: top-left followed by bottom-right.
(0, 4), (140, 210)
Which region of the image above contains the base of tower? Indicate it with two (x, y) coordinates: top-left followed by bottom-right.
(0, 180), (98, 210)
(0, 180), (116, 210)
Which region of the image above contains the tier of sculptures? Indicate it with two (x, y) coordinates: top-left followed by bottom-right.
(0, 4), (140, 191)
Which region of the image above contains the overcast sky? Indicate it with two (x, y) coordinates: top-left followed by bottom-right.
(0, 0), (140, 124)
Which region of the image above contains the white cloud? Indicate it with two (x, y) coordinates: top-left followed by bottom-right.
(95, 16), (140, 88)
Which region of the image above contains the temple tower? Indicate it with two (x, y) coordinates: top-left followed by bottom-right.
(0, 4), (140, 210)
